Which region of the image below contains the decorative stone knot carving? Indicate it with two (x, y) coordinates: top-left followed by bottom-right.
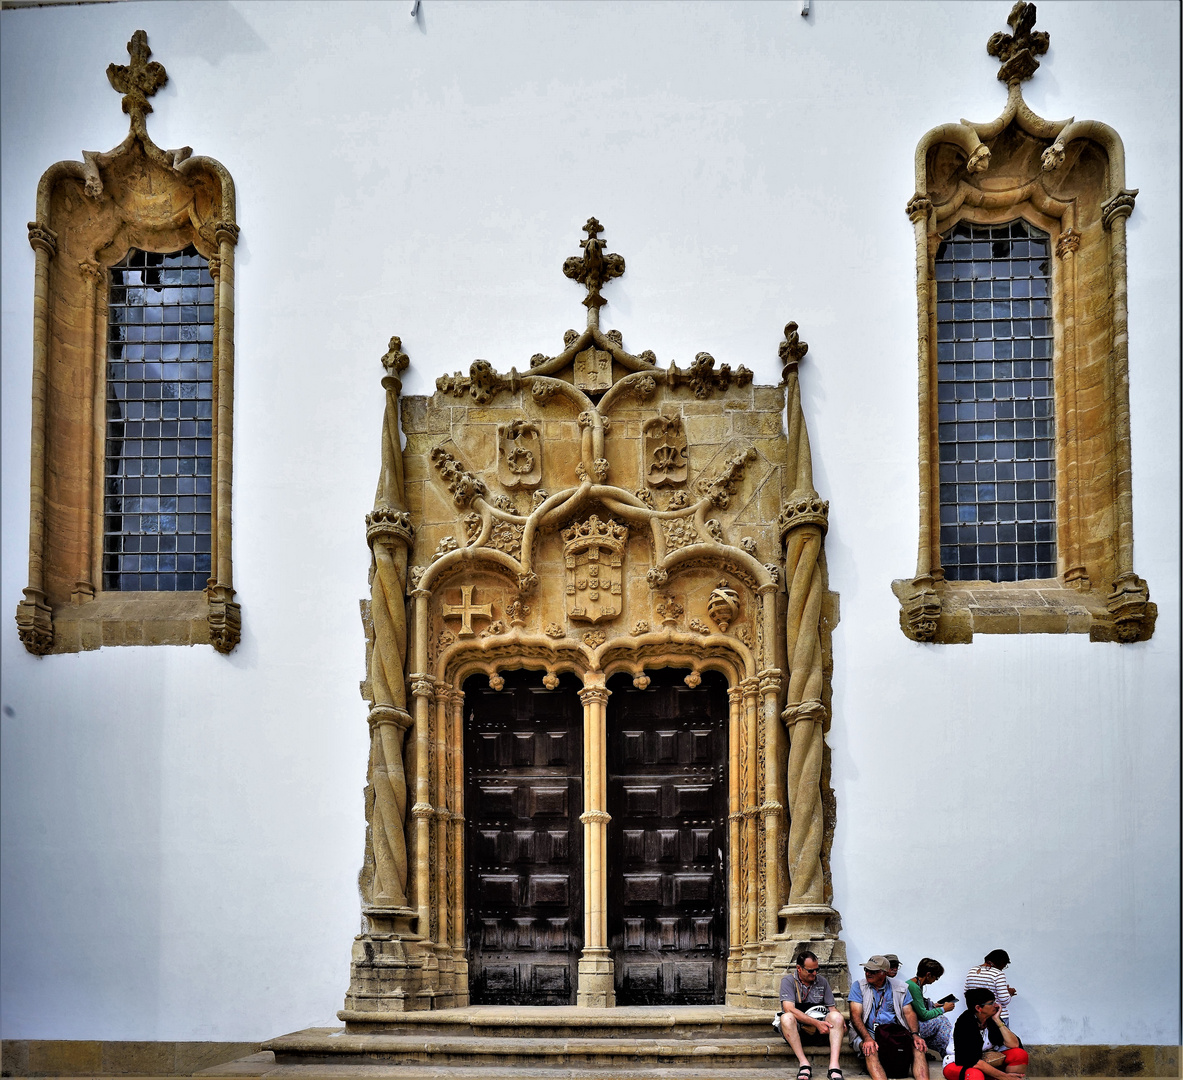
(778, 321), (809, 378)
(698, 447), (757, 509)
(411, 802), (436, 820)
(683, 671), (702, 688)
(661, 517), (700, 551)
(592, 458), (610, 482)
(704, 518), (725, 543)
(580, 809), (611, 825)
(531, 490), (550, 511)
(583, 630), (606, 648)
(764, 563), (782, 586)
(505, 598), (530, 627)
(632, 673), (651, 690)
(431, 536), (458, 561)
(1101, 190), (1138, 230)
(736, 626), (754, 647)
(564, 329), (580, 347)
(987, 1), (1049, 84)
(646, 567), (668, 589)
(682, 352), (752, 399)
(707, 581), (741, 632)
(667, 490), (691, 510)
(438, 629), (455, 650)
(498, 420), (541, 487)
(543, 672), (560, 690)
(436, 360), (520, 404)
(530, 352), (550, 369)
(905, 194), (932, 223)
(430, 447), (487, 508)
(1055, 229), (1081, 258)
(632, 620), (650, 634)
(655, 594), (683, 626)
(689, 618), (710, 635)
(634, 488), (656, 508)
(782, 698), (826, 727)
(901, 581), (942, 643)
(368, 703), (414, 732)
(1107, 573), (1154, 643)
(107, 30), (167, 126)
(517, 571), (539, 594)
(740, 537), (759, 556)
(27, 222), (58, 257)
(562, 515), (628, 624)
(487, 674), (505, 691)
(632, 375), (657, 401)
(366, 507), (413, 548)
(531, 380), (557, 404)
(563, 217), (625, 313)
(544, 623), (564, 638)
(643, 415), (688, 486)
(778, 492), (830, 538)
(479, 620), (506, 638)
(462, 513), (482, 544)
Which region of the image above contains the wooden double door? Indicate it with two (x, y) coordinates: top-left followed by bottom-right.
(464, 668), (728, 1006)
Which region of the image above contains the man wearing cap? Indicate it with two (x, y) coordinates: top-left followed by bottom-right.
(848, 955), (929, 1080)
(776, 948), (846, 1080)
(885, 954), (901, 981)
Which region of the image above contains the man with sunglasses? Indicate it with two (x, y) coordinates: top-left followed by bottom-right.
(777, 949), (847, 1080)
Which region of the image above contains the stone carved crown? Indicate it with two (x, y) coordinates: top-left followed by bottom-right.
(561, 515), (628, 553)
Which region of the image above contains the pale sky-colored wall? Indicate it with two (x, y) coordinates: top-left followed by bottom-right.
(2, 0), (1178, 1044)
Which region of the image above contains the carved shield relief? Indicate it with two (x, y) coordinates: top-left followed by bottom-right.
(573, 348), (612, 393)
(643, 415), (688, 486)
(562, 515), (628, 624)
(497, 420), (542, 488)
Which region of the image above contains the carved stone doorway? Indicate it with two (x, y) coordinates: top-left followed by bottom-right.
(464, 671), (584, 1005)
(607, 669), (728, 1005)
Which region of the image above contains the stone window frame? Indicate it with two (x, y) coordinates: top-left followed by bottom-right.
(892, 3), (1155, 645)
(14, 31), (241, 655)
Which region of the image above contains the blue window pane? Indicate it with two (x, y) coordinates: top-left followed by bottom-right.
(103, 245), (214, 593)
(935, 219), (1055, 581)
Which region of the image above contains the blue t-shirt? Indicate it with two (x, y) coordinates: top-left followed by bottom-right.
(849, 979), (898, 1028)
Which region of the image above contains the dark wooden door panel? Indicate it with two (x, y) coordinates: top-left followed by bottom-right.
(607, 669), (728, 1005)
(464, 671), (583, 1006)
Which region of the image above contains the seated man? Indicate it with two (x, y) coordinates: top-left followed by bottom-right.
(777, 949), (846, 1080)
(848, 955), (928, 1080)
(942, 987), (1027, 1080)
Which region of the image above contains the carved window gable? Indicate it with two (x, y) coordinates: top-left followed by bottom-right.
(15, 32), (241, 655)
(894, 2), (1155, 644)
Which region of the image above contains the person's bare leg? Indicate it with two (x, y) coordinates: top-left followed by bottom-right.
(826, 1011), (845, 1071)
(911, 1043), (928, 1080)
(863, 1049), (888, 1080)
(780, 1015), (811, 1069)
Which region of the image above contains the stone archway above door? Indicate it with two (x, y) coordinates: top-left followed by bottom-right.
(341, 220), (849, 1018)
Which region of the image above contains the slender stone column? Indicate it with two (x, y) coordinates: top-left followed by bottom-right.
(726, 684), (743, 991)
(758, 669), (784, 943)
(741, 676), (761, 976)
(432, 685), (454, 1003)
(450, 688), (469, 1005)
(576, 678), (613, 1006)
(410, 674), (438, 997)
(16, 222), (58, 655)
(206, 223), (241, 653)
(1055, 227), (1088, 586)
(73, 259), (103, 604)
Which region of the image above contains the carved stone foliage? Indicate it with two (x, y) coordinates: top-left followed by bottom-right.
(643, 416), (688, 487)
(431, 447), (487, 508)
(698, 447), (757, 509)
(497, 421), (542, 488)
(987, 1), (1049, 84)
(661, 517), (700, 551)
(562, 515), (628, 624)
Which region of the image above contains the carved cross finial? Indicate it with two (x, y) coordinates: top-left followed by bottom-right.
(107, 30), (168, 129)
(562, 217), (626, 323)
(987, 2), (1049, 84)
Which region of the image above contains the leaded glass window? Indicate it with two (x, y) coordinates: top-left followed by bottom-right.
(934, 220), (1056, 583)
(103, 246), (214, 591)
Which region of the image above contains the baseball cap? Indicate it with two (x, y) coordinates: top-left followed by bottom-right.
(861, 955), (892, 973)
(885, 954), (900, 968)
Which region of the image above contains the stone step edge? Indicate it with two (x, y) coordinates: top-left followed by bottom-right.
(267, 1036), (793, 1056)
(337, 1008), (775, 1027)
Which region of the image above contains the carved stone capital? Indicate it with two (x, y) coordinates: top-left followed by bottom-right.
(78, 259), (103, 284)
(207, 255), (221, 281)
(578, 686), (611, 706)
(1101, 189), (1138, 230)
(207, 586), (241, 654)
(213, 221), (240, 246)
(905, 193), (932, 223)
(760, 800), (784, 817)
(410, 802), (435, 820)
(368, 704), (414, 732)
(366, 507), (414, 549)
(778, 492), (830, 538)
(758, 670), (783, 697)
(1107, 573), (1154, 643)
(27, 222), (58, 258)
(1055, 228), (1081, 258)
(15, 588), (53, 656)
(900, 579), (942, 643)
(782, 698), (826, 727)
(411, 678), (435, 700)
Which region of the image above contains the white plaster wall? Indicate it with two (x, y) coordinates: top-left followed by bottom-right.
(2, 0), (1177, 1044)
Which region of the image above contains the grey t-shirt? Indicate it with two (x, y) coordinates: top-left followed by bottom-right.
(779, 971), (836, 1009)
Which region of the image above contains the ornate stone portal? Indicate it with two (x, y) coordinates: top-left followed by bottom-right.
(343, 219), (847, 1017)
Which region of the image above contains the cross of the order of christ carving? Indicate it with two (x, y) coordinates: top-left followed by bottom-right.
(441, 584), (493, 637)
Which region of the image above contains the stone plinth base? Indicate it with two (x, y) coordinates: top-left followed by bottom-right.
(576, 948), (615, 1007)
(342, 907), (434, 1013)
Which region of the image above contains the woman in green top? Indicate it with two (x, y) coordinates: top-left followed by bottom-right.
(907, 958), (956, 1057)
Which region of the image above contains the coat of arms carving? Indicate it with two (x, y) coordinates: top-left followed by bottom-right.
(497, 420), (542, 488)
(561, 515), (628, 624)
(643, 415), (688, 486)
(573, 347), (612, 393)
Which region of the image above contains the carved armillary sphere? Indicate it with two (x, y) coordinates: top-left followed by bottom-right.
(107, 30), (168, 127)
(563, 217), (626, 316)
(987, 1), (1050, 84)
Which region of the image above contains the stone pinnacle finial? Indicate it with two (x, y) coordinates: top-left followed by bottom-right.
(562, 217), (626, 321)
(779, 321), (809, 381)
(380, 335), (409, 392)
(107, 30), (168, 130)
(987, 2), (1049, 84)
